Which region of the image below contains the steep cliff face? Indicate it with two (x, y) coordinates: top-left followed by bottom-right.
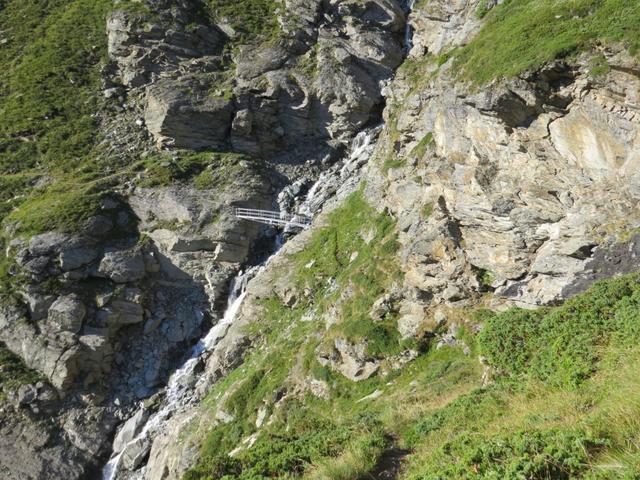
(1, 0), (640, 479)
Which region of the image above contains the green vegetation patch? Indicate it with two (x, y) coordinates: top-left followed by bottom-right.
(408, 426), (606, 479)
(4, 182), (104, 237)
(479, 274), (640, 387)
(455, 0), (640, 83)
(0, 0), (112, 174)
(134, 150), (255, 189)
(293, 190), (403, 356)
(187, 266), (640, 479)
(0, 342), (45, 399)
(403, 275), (640, 478)
(207, 0), (280, 42)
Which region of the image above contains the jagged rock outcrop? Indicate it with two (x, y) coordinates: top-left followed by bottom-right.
(107, 0), (405, 160)
(363, 1), (640, 337)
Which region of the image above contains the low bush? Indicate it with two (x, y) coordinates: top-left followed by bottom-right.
(479, 274), (640, 387)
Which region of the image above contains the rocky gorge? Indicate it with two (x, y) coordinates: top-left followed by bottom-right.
(1, 0), (640, 479)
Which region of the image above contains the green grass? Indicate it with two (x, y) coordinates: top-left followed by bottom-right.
(292, 190), (403, 356)
(403, 274), (640, 479)
(0, 0), (117, 240)
(478, 274), (640, 387)
(410, 133), (434, 160)
(134, 150), (254, 189)
(0, 342), (46, 401)
(0, 0), (111, 174)
(207, 0), (280, 42)
(455, 0), (640, 84)
(186, 261), (640, 480)
(4, 182), (105, 237)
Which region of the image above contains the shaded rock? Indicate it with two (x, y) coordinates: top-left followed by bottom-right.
(16, 384), (38, 406)
(28, 232), (70, 256)
(85, 215), (114, 236)
(98, 249), (146, 283)
(59, 246), (100, 271)
(18, 287), (55, 321)
(213, 242), (248, 263)
(97, 299), (144, 326)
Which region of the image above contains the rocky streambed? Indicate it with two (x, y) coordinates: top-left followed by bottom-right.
(101, 124), (385, 479)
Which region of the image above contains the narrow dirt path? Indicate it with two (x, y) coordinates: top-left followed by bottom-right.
(368, 445), (410, 480)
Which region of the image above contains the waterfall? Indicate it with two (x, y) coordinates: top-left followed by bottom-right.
(102, 271), (253, 480)
(296, 126), (382, 220)
(403, 0), (416, 54)
(101, 125), (383, 480)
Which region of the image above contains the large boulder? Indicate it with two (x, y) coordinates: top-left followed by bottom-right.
(98, 250), (146, 283)
(319, 338), (380, 382)
(46, 295), (86, 334)
(145, 77), (234, 149)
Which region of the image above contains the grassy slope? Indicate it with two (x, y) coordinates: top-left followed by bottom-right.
(181, 186), (640, 480)
(185, 230), (640, 480)
(455, 0), (640, 83)
(0, 0), (113, 240)
(0, 0), (280, 240)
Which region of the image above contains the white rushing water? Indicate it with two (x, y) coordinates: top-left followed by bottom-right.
(102, 123), (384, 480)
(296, 126), (381, 220)
(102, 271), (253, 480)
(403, 0), (416, 54)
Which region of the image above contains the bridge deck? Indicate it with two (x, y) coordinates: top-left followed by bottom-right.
(235, 208), (312, 229)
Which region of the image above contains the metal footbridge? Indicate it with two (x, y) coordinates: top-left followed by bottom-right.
(235, 208), (312, 229)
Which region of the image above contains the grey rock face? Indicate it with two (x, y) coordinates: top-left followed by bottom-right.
(108, 0), (405, 160)
(47, 295), (86, 334)
(59, 246), (100, 271)
(145, 78), (233, 150)
(98, 250), (146, 283)
(361, 2), (640, 320)
(319, 338), (380, 382)
(28, 232), (70, 257)
(113, 408), (150, 454)
(0, 406), (90, 480)
(18, 286), (55, 322)
(122, 437), (151, 470)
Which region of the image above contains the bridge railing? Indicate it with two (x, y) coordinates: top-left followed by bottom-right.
(234, 208), (312, 229)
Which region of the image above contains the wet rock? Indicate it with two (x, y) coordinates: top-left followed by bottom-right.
(122, 437), (151, 470)
(113, 408), (150, 454)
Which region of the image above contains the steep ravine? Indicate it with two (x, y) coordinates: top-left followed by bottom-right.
(0, 0), (409, 478)
(2, 0), (640, 479)
(103, 126), (385, 479)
